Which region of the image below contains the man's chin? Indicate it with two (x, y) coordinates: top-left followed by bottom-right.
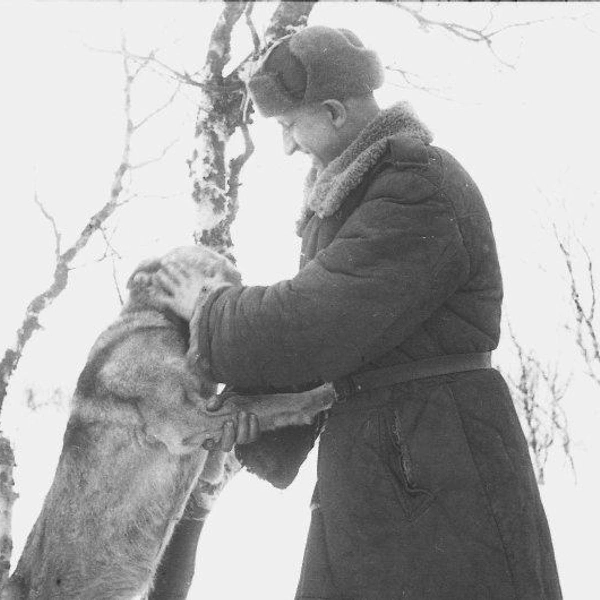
(294, 152), (324, 173)
(310, 156), (325, 172)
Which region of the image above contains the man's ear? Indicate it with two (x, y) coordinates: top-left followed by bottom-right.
(322, 99), (347, 129)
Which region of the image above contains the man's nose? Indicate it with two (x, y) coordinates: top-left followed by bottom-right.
(282, 129), (298, 155)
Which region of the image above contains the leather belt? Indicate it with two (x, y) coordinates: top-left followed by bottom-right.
(332, 352), (492, 402)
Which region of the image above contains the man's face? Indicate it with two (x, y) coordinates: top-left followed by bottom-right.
(276, 103), (342, 170)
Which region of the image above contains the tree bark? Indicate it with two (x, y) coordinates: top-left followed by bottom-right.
(0, 434), (17, 592)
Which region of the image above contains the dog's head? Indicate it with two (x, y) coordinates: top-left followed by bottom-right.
(126, 245), (241, 315)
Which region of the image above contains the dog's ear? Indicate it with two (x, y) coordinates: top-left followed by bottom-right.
(197, 254), (242, 287)
(126, 257), (162, 291)
(214, 255), (242, 286)
(223, 264), (242, 286)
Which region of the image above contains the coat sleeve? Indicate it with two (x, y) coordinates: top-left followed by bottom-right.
(193, 186), (470, 389)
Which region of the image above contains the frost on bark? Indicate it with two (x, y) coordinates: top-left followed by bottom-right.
(188, 2), (247, 256)
(188, 1), (314, 257)
(0, 434), (17, 592)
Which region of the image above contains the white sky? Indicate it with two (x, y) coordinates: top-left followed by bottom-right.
(1, 2), (600, 598)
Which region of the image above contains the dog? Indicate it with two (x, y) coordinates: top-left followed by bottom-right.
(4, 245), (335, 600)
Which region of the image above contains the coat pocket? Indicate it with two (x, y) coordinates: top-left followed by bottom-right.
(383, 408), (435, 522)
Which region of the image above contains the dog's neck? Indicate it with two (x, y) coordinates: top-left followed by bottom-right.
(122, 299), (188, 335)
(121, 299), (218, 392)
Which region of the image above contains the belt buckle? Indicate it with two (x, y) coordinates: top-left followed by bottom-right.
(332, 377), (359, 403)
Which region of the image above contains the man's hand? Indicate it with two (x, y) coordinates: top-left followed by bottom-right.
(203, 393), (260, 452)
(150, 261), (208, 322)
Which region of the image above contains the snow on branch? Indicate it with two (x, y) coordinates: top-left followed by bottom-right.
(188, 2), (246, 255)
(244, 2), (261, 54)
(264, 1), (315, 45)
(188, 1), (316, 257)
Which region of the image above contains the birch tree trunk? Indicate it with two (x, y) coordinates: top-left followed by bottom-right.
(0, 435), (16, 591)
(148, 3), (316, 598)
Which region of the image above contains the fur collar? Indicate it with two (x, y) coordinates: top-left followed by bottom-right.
(298, 101), (433, 233)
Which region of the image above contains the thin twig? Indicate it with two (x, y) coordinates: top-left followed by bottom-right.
(386, 64), (454, 101)
(392, 2), (555, 69)
(131, 138), (179, 170)
(579, 240), (597, 323)
(554, 224), (600, 386)
(131, 47), (157, 79)
(111, 258), (124, 307)
(265, 1), (315, 45)
(34, 191), (62, 261)
(98, 225), (122, 262)
(133, 82), (182, 131)
(0, 33), (175, 414)
(505, 323), (574, 483)
(86, 42), (206, 88)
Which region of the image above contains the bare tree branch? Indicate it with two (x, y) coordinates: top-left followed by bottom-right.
(0, 35), (175, 415)
(391, 2), (555, 69)
(131, 47), (158, 79)
(188, 1), (317, 256)
(131, 138), (179, 170)
(245, 3), (261, 55)
(34, 191), (62, 261)
(133, 82), (183, 131)
(554, 224), (600, 387)
(505, 324), (575, 484)
(265, 1), (315, 45)
(97, 225), (120, 260)
(188, 2), (248, 255)
(223, 121), (255, 240)
(111, 258), (125, 307)
(1, 32), (185, 584)
(0, 434), (17, 590)
(385, 64), (454, 100)
(579, 239), (597, 322)
(537, 362), (576, 480)
(85, 41), (206, 89)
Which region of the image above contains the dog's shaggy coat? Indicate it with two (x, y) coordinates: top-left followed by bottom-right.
(3, 246), (334, 600)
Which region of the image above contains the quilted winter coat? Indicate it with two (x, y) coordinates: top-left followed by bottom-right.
(192, 103), (562, 599)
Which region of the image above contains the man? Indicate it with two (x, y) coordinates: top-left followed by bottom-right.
(153, 26), (562, 600)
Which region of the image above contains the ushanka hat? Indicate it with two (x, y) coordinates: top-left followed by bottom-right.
(247, 26), (385, 118)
